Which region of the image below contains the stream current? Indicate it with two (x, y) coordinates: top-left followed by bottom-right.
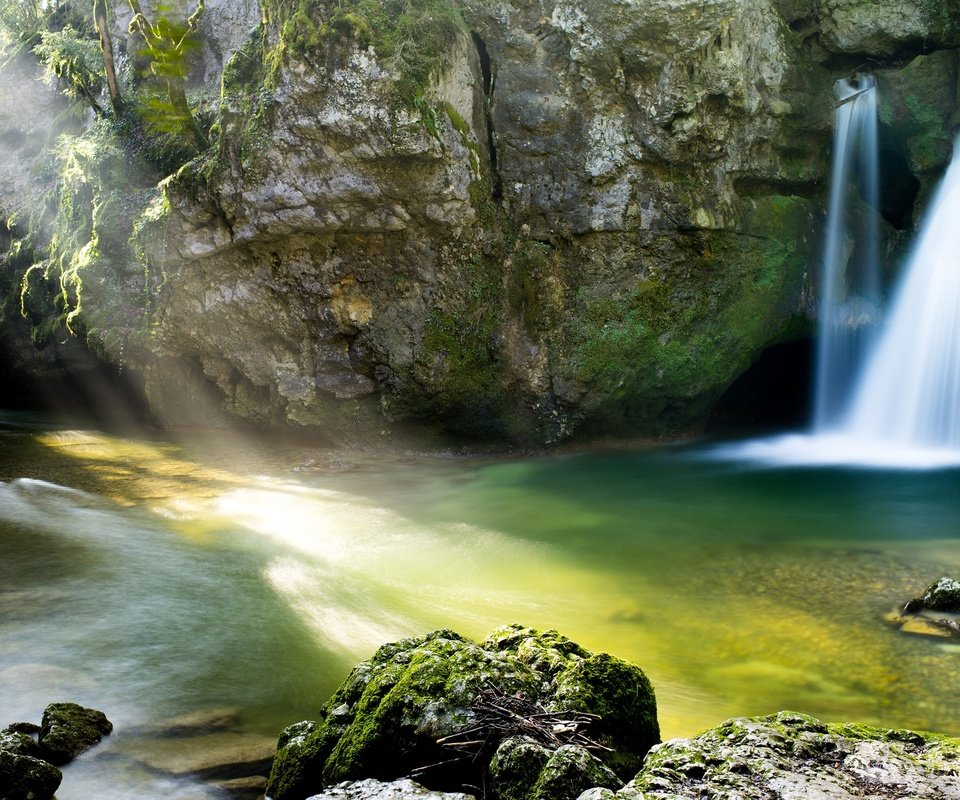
(2, 412), (960, 797)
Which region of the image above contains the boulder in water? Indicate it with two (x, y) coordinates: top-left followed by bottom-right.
(919, 577), (960, 613)
(0, 749), (62, 800)
(267, 626), (658, 800)
(38, 702), (113, 765)
(890, 577), (960, 639)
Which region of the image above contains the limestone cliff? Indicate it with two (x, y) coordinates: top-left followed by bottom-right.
(6, 0), (960, 443)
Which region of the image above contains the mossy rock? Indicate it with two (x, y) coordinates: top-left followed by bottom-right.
(267, 625), (659, 800)
(0, 750), (62, 800)
(0, 730), (41, 759)
(610, 711), (960, 800)
(492, 738), (621, 800)
(38, 702), (113, 766)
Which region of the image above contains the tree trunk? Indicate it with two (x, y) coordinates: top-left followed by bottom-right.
(93, 0), (122, 115)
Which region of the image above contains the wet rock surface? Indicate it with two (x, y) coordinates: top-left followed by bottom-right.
(598, 711), (960, 800)
(888, 576), (960, 639)
(0, 749), (62, 800)
(267, 625), (658, 800)
(38, 702), (113, 765)
(0, 703), (111, 800)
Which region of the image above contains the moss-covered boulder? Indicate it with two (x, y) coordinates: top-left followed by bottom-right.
(0, 749), (62, 800)
(596, 711), (960, 800)
(267, 626), (658, 800)
(37, 702), (113, 766)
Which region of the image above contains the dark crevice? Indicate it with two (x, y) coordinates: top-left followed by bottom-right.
(877, 146), (920, 230)
(471, 31), (502, 201)
(708, 337), (815, 430)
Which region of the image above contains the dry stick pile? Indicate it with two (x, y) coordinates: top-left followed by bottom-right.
(411, 682), (612, 781)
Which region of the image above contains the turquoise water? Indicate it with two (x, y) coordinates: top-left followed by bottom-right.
(2, 414), (960, 797)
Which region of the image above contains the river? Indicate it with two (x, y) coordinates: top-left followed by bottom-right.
(2, 411), (960, 797)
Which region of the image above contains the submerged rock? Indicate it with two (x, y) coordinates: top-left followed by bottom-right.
(599, 711), (960, 800)
(38, 702), (113, 765)
(890, 577), (960, 639)
(267, 626), (658, 800)
(0, 749), (62, 800)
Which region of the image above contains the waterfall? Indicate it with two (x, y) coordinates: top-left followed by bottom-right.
(812, 74), (882, 431)
(842, 134), (960, 448)
(714, 77), (960, 467)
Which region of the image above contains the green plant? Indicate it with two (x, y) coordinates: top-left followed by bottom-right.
(34, 24), (104, 112)
(127, 0), (209, 150)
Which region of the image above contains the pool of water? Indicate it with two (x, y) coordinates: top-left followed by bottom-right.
(2, 413), (960, 797)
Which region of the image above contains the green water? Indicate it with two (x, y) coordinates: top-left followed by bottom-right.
(2, 414), (960, 797)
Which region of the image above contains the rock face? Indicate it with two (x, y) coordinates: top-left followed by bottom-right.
(598, 711), (960, 800)
(7, 0), (960, 443)
(266, 626), (658, 800)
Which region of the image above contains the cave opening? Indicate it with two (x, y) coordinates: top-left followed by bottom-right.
(708, 337), (815, 432)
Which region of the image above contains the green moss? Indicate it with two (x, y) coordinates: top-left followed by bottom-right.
(268, 627), (658, 800)
(260, 0), (465, 107)
(490, 738), (551, 800)
(16, 121), (159, 356)
(509, 241), (553, 334)
(566, 195), (817, 436)
(530, 745), (620, 800)
(410, 251), (508, 435)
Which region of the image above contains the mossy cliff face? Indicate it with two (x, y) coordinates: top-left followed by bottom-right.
(266, 625), (659, 800)
(42, 0), (959, 443)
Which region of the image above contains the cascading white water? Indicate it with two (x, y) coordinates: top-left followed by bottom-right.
(813, 74), (882, 431)
(842, 133), (960, 448)
(715, 77), (960, 467)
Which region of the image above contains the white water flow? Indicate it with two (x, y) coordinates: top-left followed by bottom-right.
(813, 75), (881, 431)
(842, 133), (960, 448)
(715, 76), (960, 468)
